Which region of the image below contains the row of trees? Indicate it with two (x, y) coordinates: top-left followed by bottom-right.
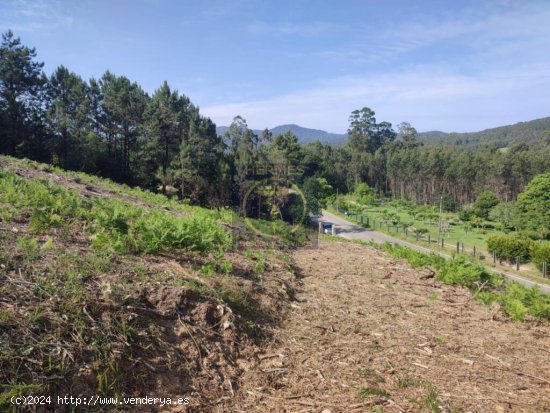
(0, 31), (328, 212)
(2, 30), (549, 226)
(304, 119), (550, 207)
(0, 31), (233, 206)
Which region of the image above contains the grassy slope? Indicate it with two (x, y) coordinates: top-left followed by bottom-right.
(0, 155), (302, 411)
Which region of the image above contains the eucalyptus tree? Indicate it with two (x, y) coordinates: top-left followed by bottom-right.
(346, 107), (396, 187)
(397, 122), (418, 147)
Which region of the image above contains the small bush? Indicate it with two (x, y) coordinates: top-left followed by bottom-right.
(436, 256), (494, 288)
(473, 191), (500, 219)
(378, 242), (548, 321)
(500, 282), (550, 320)
(531, 242), (550, 271)
(486, 234), (533, 263)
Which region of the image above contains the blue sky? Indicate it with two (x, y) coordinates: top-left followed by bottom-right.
(2, 0), (550, 133)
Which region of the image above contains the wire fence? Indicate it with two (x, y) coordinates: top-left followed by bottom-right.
(341, 211), (549, 279)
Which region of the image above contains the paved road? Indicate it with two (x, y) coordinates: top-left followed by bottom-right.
(316, 210), (550, 294)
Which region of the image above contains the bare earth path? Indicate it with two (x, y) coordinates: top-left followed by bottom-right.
(229, 241), (550, 413)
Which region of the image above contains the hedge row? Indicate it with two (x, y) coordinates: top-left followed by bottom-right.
(487, 234), (550, 270)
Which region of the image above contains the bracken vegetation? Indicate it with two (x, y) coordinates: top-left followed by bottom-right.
(0, 156), (304, 411)
(378, 242), (550, 321)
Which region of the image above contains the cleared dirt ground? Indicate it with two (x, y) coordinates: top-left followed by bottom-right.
(1, 157), (548, 412)
(228, 240), (550, 413)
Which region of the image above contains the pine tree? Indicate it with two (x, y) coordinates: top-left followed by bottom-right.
(100, 71), (147, 183)
(141, 81), (181, 192)
(0, 30), (46, 158)
(178, 116), (226, 206)
(46, 66), (91, 169)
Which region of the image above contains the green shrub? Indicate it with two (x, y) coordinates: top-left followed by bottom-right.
(436, 256), (494, 288)
(531, 242), (550, 271)
(473, 191), (500, 219)
(17, 236), (41, 263)
(355, 182), (375, 205)
(377, 242), (548, 321)
(0, 170), (231, 256)
(500, 282), (550, 320)
(380, 243), (444, 269)
(486, 234), (533, 263)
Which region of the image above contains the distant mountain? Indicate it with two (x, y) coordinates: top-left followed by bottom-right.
(269, 124), (348, 145)
(216, 124), (347, 145)
(417, 130), (448, 139)
(417, 117), (550, 147)
(216, 117), (550, 148)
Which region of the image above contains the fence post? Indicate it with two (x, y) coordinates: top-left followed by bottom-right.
(416, 232), (419, 241)
(493, 251), (496, 264)
(360, 215), (363, 224)
(456, 241), (459, 253)
(387, 223), (390, 232)
(543, 262), (547, 278)
(516, 256), (520, 271)
(405, 228), (408, 238)
(332, 225), (336, 236)
(319, 221), (323, 234)
(441, 239), (444, 248)
(473, 246), (476, 258)
(428, 234), (431, 244)
(367, 217), (370, 227)
(461, 242), (464, 253)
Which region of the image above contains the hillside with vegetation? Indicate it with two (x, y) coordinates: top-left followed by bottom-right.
(418, 117), (550, 148)
(0, 155), (306, 411)
(1, 29), (550, 412)
(1, 156), (549, 412)
(1, 30), (550, 212)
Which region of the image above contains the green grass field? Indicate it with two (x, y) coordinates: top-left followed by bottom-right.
(328, 196), (550, 283)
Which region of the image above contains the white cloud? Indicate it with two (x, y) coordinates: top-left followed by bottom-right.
(313, 2), (550, 64)
(201, 63), (550, 133)
(0, 0), (74, 32)
(202, 2), (550, 132)
(247, 20), (339, 36)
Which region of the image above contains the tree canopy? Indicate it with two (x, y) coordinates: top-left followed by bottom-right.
(515, 173), (550, 239)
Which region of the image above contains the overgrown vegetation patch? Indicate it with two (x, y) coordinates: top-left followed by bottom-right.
(0, 169), (232, 255)
(378, 242), (550, 321)
(0, 162), (301, 411)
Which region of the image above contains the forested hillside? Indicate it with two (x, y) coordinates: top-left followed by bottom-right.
(2, 29), (550, 214)
(216, 124), (348, 145)
(418, 117), (550, 147)
(2, 23), (550, 413)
